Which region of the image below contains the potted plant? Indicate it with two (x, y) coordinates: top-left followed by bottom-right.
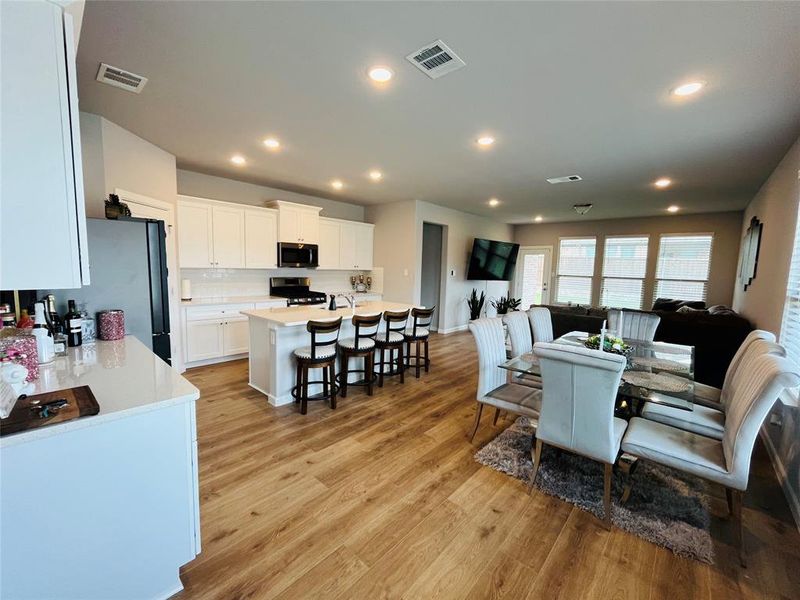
(491, 294), (522, 315)
(467, 289), (486, 321)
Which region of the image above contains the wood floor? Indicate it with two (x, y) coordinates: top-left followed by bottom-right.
(176, 331), (800, 599)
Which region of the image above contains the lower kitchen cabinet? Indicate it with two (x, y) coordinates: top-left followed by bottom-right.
(222, 318), (249, 355)
(185, 319), (224, 362)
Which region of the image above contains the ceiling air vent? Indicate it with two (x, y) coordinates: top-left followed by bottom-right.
(96, 63), (148, 93)
(547, 175), (583, 184)
(406, 40), (466, 79)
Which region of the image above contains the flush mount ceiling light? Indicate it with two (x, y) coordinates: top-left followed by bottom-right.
(368, 170), (383, 182)
(476, 136), (495, 147)
(573, 203), (593, 215)
(654, 177), (672, 188)
(667, 205), (680, 213)
(534, 215), (543, 223)
(330, 179), (344, 190)
(263, 138), (280, 150)
(488, 198), (499, 207)
(672, 81), (706, 97)
(368, 66), (393, 83)
(230, 154), (246, 166)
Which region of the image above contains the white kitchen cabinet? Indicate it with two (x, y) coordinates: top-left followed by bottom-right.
(245, 208), (278, 268)
(354, 223), (374, 269)
(177, 200), (214, 268)
(1, 1), (89, 289)
(318, 218), (342, 269)
(211, 205), (245, 268)
(338, 221), (374, 269)
(185, 319), (224, 362)
(223, 318), (250, 355)
(268, 201), (322, 244)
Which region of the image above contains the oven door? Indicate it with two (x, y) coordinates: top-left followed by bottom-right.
(277, 243), (319, 268)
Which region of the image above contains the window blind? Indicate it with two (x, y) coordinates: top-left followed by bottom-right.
(601, 236), (649, 309)
(519, 252), (545, 308)
(780, 207), (800, 371)
(655, 234), (713, 302)
(556, 238), (596, 304)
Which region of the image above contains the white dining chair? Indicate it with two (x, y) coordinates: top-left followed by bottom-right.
(640, 338), (784, 440)
(529, 342), (627, 524)
(503, 311), (533, 356)
(528, 307), (554, 343)
(621, 351), (800, 566)
(608, 309), (660, 342)
(468, 318), (542, 442)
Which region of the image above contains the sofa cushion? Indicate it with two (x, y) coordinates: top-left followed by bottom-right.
(652, 298), (707, 312)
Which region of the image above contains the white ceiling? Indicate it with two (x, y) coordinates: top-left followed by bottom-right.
(76, 1), (800, 223)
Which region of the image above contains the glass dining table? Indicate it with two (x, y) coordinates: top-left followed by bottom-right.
(500, 331), (697, 412)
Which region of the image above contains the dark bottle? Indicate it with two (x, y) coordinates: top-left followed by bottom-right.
(64, 299), (83, 347)
(328, 294), (336, 310)
(43, 294), (64, 334)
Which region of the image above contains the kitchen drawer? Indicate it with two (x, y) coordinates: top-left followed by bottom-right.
(185, 303), (255, 321)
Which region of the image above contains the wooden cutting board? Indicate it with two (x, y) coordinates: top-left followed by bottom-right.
(0, 386), (99, 436)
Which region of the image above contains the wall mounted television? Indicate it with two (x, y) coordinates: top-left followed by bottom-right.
(466, 238), (520, 281)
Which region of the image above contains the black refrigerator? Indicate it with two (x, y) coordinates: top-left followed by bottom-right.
(40, 217), (172, 364)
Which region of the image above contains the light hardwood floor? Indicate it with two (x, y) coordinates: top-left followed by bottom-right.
(177, 331), (800, 599)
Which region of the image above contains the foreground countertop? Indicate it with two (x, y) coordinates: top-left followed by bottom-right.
(242, 301), (416, 327)
(1, 336), (199, 448)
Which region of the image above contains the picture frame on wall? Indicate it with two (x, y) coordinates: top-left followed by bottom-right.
(738, 216), (762, 291)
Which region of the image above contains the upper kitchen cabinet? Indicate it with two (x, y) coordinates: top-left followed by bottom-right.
(244, 208), (278, 268)
(177, 196), (245, 269)
(340, 221), (374, 270)
(268, 201), (321, 244)
(1, 0), (89, 289)
(318, 218), (341, 269)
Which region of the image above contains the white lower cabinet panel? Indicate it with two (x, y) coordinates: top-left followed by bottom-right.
(223, 318), (250, 355)
(186, 319), (224, 362)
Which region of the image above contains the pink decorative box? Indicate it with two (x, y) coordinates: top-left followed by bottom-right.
(0, 331), (39, 381)
(98, 310), (125, 341)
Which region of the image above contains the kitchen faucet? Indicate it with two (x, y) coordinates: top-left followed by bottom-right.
(336, 293), (355, 308)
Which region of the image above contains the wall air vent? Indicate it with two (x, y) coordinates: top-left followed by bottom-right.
(547, 175), (583, 184)
(96, 63), (148, 94)
(406, 40), (466, 79)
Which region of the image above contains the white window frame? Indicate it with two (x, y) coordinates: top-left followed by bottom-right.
(654, 232), (714, 303)
(555, 236), (597, 306)
(600, 234), (650, 309)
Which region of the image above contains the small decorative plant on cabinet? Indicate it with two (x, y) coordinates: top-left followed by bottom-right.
(491, 294), (522, 315)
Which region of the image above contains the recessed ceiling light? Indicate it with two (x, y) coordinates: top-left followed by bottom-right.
(230, 154), (246, 166)
(331, 179), (344, 190)
(368, 170), (383, 181)
(488, 198), (499, 207)
(534, 215), (543, 223)
(368, 66), (393, 83)
(672, 81), (706, 96)
(263, 138), (280, 150)
(667, 205), (680, 213)
(476, 136), (495, 147)
(654, 177), (672, 188)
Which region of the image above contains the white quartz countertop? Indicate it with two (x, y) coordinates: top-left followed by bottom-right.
(1, 336), (199, 448)
(181, 295), (287, 306)
(242, 301), (417, 327)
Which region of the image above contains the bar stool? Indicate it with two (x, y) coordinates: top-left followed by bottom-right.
(337, 312), (381, 397)
(374, 309), (410, 387)
(291, 317), (342, 415)
(404, 306), (435, 378)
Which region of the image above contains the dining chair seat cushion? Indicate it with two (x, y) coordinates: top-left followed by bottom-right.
(294, 346), (337, 360)
(338, 337), (376, 351)
(403, 328), (430, 340)
(515, 372), (542, 388)
(483, 383), (542, 419)
(375, 332), (405, 345)
(621, 417), (729, 486)
(641, 402), (725, 440)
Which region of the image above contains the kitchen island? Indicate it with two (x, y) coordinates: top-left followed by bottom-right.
(243, 301), (417, 406)
(0, 336), (200, 600)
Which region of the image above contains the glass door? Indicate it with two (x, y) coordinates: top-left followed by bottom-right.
(514, 246), (552, 308)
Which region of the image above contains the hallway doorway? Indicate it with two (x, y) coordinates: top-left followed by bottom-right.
(421, 223), (445, 330)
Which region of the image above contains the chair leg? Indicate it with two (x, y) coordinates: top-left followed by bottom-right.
(300, 365), (308, 415)
(726, 488), (734, 518)
(603, 463), (613, 526)
(339, 353), (348, 398)
(618, 454), (637, 505)
(415, 340), (421, 378)
(731, 488), (746, 567)
(322, 364), (329, 397)
(492, 408), (501, 426)
(399, 345), (405, 384)
(528, 438), (543, 494)
(469, 403), (484, 442)
(366, 353), (374, 396)
(329, 363), (337, 409)
(424, 339), (430, 372)
(378, 347), (385, 388)
(294, 361), (302, 404)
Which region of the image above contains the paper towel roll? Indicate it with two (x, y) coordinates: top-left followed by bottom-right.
(181, 279), (192, 301)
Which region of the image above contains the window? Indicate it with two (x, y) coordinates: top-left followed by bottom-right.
(601, 235), (649, 309)
(556, 237), (596, 304)
(655, 234), (713, 302)
(781, 207), (800, 370)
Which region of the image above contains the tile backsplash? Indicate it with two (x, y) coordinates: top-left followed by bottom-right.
(181, 268), (382, 298)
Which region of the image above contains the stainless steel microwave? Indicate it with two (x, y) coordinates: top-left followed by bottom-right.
(277, 242), (319, 268)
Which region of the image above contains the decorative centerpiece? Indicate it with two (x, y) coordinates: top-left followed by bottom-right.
(583, 333), (632, 356)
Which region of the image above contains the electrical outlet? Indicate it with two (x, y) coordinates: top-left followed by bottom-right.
(450, 269), (456, 277)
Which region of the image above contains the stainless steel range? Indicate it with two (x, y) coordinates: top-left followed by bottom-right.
(269, 277), (326, 306)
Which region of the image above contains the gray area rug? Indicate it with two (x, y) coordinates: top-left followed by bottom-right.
(475, 417), (714, 563)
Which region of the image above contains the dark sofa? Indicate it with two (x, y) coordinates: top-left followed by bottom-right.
(541, 302), (752, 388)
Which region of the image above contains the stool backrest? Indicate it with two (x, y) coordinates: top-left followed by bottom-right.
(409, 306), (435, 336)
(380, 309), (410, 341)
(306, 317), (342, 359)
(352, 313), (381, 344)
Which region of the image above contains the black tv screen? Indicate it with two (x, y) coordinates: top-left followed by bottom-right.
(467, 238), (520, 281)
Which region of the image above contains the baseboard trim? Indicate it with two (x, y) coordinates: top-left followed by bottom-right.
(439, 325), (468, 335)
(759, 427), (800, 532)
